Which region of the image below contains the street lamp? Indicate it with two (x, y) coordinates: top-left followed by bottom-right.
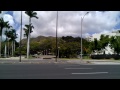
(81, 12), (89, 61)
(19, 11), (22, 62)
(56, 11), (58, 62)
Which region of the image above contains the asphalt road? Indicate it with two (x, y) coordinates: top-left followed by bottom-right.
(0, 63), (120, 79)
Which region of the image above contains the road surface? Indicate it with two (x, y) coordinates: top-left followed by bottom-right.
(0, 63), (120, 79)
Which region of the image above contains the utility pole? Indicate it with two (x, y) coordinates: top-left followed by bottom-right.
(56, 11), (58, 62)
(19, 11), (22, 62)
(81, 12), (89, 61)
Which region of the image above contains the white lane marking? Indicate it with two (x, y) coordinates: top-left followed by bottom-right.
(59, 65), (81, 67)
(72, 72), (108, 74)
(65, 68), (92, 69)
(66, 65), (81, 66)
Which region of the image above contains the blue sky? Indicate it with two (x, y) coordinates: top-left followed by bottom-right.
(6, 11), (13, 16)
(6, 11), (20, 30)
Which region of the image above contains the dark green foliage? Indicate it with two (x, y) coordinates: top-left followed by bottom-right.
(99, 34), (109, 49)
(24, 24), (34, 39)
(19, 36), (90, 58)
(25, 11), (39, 19)
(109, 36), (120, 54)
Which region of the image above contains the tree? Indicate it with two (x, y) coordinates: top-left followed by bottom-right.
(25, 11), (38, 59)
(109, 36), (120, 55)
(30, 41), (40, 54)
(9, 29), (18, 56)
(23, 24), (34, 39)
(62, 36), (74, 42)
(16, 35), (91, 59)
(89, 38), (101, 54)
(5, 31), (9, 56)
(4, 21), (10, 57)
(5, 26), (13, 57)
(99, 34), (110, 54)
(0, 17), (8, 57)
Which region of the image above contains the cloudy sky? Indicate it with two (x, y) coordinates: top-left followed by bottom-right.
(1, 11), (120, 42)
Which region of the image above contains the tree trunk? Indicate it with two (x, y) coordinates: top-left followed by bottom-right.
(0, 26), (2, 57)
(0, 36), (1, 57)
(12, 41), (13, 56)
(27, 17), (31, 59)
(27, 34), (29, 59)
(14, 41), (15, 56)
(4, 43), (7, 58)
(5, 28), (7, 57)
(8, 39), (9, 57)
(0, 27), (1, 57)
(0, 34), (2, 57)
(14, 41), (15, 52)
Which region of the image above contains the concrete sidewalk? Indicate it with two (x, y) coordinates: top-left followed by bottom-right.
(0, 58), (71, 64)
(0, 57), (120, 65)
(66, 59), (120, 65)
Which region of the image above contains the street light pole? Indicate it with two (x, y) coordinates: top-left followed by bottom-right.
(19, 11), (22, 62)
(81, 12), (89, 61)
(56, 11), (58, 62)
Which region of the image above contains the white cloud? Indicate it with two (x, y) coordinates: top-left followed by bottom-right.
(0, 11), (8, 17)
(12, 11), (120, 42)
(0, 12), (14, 26)
(16, 25), (26, 42)
(0, 12), (15, 41)
(13, 11), (29, 25)
(3, 14), (15, 27)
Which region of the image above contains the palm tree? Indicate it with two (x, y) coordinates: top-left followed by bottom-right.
(5, 31), (9, 56)
(23, 24), (34, 39)
(25, 11), (38, 59)
(9, 29), (17, 56)
(5, 26), (13, 57)
(0, 17), (8, 57)
(4, 21), (10, 57)
(13, 32), (17, 53)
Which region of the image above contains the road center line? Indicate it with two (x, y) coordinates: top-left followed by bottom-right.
(72, 72), (108, 74)
(65, 68), (92, 69)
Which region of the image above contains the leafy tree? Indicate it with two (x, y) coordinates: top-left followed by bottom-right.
(109, 36), (120, 55)
(99, 34), (110, 54)
(62, 36), (74, 42)
(89, 38), (101, 54)
(18, 36), (91, 58)
(59, 41), (80, 58)
(30, 41), (40, 54)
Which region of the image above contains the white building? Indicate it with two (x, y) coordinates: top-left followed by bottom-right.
(86, 30), (120, 55)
